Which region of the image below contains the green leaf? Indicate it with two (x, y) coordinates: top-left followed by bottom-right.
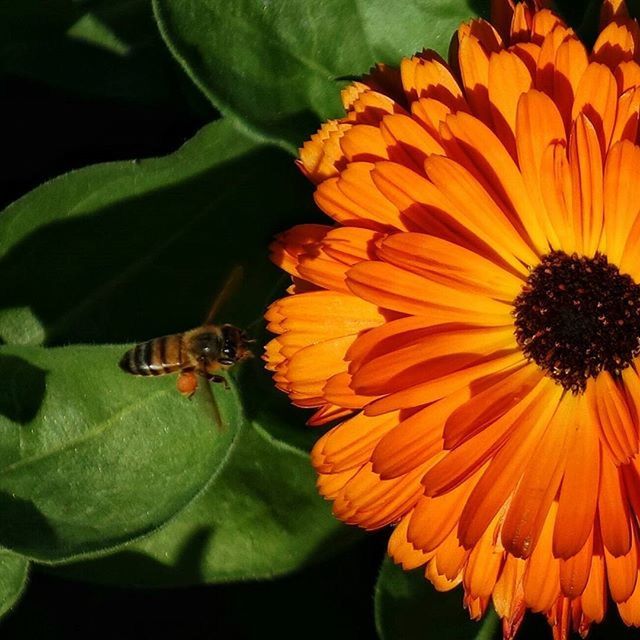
(0, 118), (316, 347)
(375, 557), (499, 640)
(51, 417), (359, 586)
(0, 343), (240, 562)
(0, 116), (331, 565)
(153, 0), (488, 150)
(0, 550), (29, 619)
(0, 0), (207, 113)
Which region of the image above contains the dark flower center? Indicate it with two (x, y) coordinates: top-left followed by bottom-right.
(513, 251), (640, 393)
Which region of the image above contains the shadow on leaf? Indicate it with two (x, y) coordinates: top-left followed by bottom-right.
(0, 355), (46, 424)
(0, 491), (57, 552)
(0, 141), (317, 347)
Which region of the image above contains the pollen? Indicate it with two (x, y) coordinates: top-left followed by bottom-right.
(513, 251), (640, 393)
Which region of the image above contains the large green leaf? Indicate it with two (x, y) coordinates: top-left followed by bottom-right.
(0, 117), (324, 562)
(0, 343), (239, 561)
(153, 0), (488, 150)
(0, 550), (29, 619)
(0, 119), (316, 347)
(53, 418), (359, 586)
(375, 557), (499, 640)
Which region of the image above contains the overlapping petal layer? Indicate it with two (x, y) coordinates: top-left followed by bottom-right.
(265, 0), (640, 637)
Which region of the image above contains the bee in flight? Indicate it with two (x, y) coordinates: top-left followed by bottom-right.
(119, 267), (253, 397)
(119, 323), (252, 397)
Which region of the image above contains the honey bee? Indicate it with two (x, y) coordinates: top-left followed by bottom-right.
(119, 266), (253, 397)
(119, 323), (253, 397)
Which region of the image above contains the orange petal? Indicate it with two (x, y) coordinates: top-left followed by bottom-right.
(463, 511), (506, 598)
(458, 32), (493, 125)
(510, 42), (541, 76)
(488, 49), (533, 158)
(343, 89), (405, 126)
(592, 20), (639, 70)
(345, 260), (513, 322)
(425, 152), (540, 266)
(605, 524), (639, 602)
(269, 224), (332, 277)
(388, 513), (435, 570)
(324, 371), (377, 409)
(311, 410), (399, 474)
(298, 120), (350, 183)
(442, 363), (543, 449)
(615, 61), (640, 94)
(617, 567), (640, 625)
(316, 466), (358, 500)
(568, 113), (604, 256)
(306, 403), (354, 427)
(598, 453), (632, 556)
(604, 141), (640, 265)
(366, 351), (526, 416)
(571, 62), (618, 154)
(332, 461), (428, 530)
(407, 473), (479, 552)
(600, 0), (631, 27)
(314, 164), (408, 231)
(351, 325), (516, 396)
(501, 393), (575, 558)
(530, 9), (565, 44)
(491, 0), (515, 43)
(379, 113), (445, 169)
(434, 526), (470, 580)
(423, 375), (556, 498)
(515, 89), (566, 249)
(411, 97), (455, 140)
(559, 528), (594, 598)
(611, 85), (640, 148)
(457, 384), (562, 548)
(438, 112), (548, 257)
(371, 390), (475, 480)
(285, 335), (354, 400)
(400, 54), (467, 112)
(509, 2), (531, 43)
(620, 207), (640, 282)
(554, 397), (600, 559)
(591, 371), (639, 465)
(376, 232), (523, 301)
(371, 161), (529, 266)
(493, 555), (527, 638)
(265, 289), (385, 345)
(339, 124), (389, 163)
(522, 503), (561, 612)
(581, 532), (607, 623)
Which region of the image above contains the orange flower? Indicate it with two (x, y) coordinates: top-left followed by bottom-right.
(264, 0), (640, 637)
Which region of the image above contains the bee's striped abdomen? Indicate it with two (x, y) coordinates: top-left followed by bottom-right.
(119, 334), (184, 376)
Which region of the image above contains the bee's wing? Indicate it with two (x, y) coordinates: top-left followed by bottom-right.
(204, 265), (244, 325)
(200, 377), (225, 431)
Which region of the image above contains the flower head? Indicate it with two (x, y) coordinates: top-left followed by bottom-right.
(264, 0), (640, 636)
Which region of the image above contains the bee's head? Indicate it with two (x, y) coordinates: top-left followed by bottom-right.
(218, 324), (253, 366)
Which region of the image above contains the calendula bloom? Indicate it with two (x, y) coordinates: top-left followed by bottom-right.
(264, 0), (640, 636)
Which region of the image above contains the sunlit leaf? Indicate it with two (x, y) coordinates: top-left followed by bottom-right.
(153, 0), (488, 149)
(0, 550), (29, 619)
(53, 417), (359, 585)
(0, 343), (240, 561)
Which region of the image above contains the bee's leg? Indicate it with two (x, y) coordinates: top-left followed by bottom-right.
(208, 374), (229, 390)
(177, 371), (198, 398)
